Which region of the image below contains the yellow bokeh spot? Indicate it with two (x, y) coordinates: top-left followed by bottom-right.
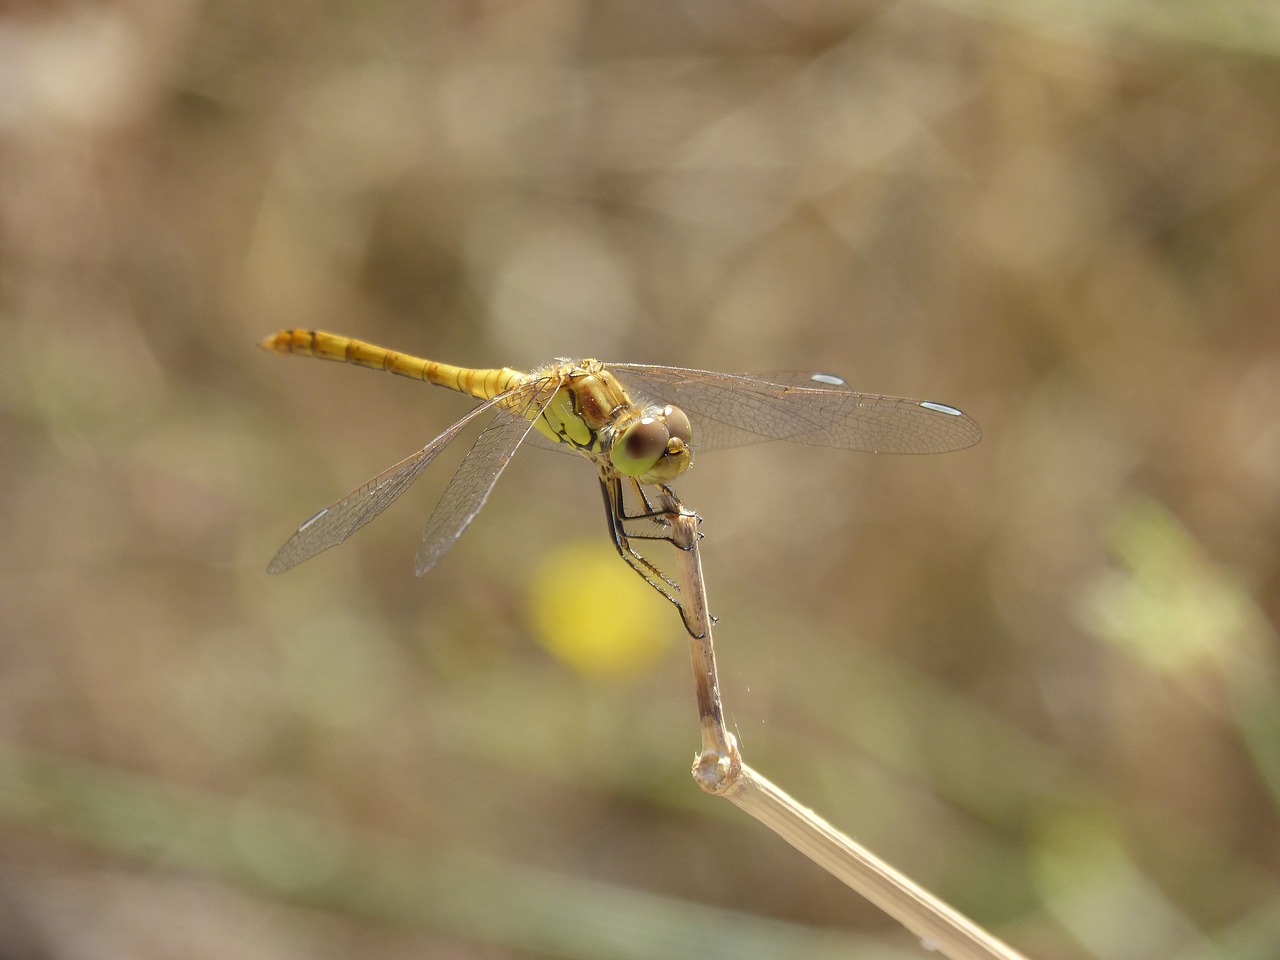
(527, 539), (672, 677)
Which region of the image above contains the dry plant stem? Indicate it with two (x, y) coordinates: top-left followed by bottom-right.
(663, 496), (739, 778)
(662, 496), (1029, 960)
(722, 767), (1029, 960)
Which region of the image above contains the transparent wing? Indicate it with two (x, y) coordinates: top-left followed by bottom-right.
(267, 393), (509, 574)
(415, 392), (553, 575)
(607, 364), (981, 454)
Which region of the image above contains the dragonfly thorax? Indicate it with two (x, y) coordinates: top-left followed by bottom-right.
(527, 361), (693, 485)
(528, 361), (623, 451)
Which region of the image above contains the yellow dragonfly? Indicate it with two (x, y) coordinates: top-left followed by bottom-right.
(261, 330), (980, 630)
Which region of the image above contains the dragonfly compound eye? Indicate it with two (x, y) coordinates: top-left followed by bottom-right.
(636, 405), (694, 483)
(661, 405), (692, 445)
(612, 416), (669, 476)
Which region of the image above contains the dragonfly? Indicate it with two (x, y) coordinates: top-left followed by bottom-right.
(261, 330), (981, 633)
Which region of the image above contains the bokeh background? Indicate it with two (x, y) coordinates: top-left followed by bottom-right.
(3, 1), (1280, 958)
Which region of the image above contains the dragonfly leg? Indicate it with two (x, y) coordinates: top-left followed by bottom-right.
(648, 482), (703, 550)
(599, 477), (710, 638)
(600, 477), (680, 591)
(613, 480), (697, 543)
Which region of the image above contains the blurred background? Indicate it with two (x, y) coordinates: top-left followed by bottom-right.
(2, 1), (1279, 958)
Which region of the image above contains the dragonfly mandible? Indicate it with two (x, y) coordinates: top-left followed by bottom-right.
(260, 330), (981, 630)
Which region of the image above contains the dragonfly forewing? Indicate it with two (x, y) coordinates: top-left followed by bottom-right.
(607, 365), (981, 454)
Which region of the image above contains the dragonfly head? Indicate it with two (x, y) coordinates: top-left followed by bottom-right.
(610, 404), (693, 483)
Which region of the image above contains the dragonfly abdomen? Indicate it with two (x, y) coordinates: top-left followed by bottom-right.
(259, 329), (523, 400)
